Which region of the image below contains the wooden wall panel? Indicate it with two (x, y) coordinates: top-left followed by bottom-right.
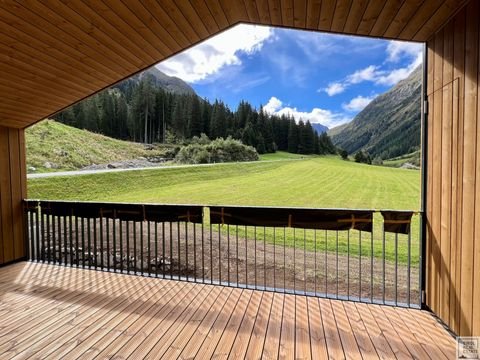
(426, 0), (479, 336)
(0, 126), (27, 266)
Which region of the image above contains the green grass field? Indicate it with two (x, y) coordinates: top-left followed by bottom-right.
(28, 155), (421, 264)
(28, 155), (420, 210)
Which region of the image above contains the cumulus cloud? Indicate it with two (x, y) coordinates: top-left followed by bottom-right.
(157, 24), (273, 83)
(342, 95), (376, 112)
(324, 82), (346, 96)
(264, 97), (351, 128)
(322, 41), (423, 95)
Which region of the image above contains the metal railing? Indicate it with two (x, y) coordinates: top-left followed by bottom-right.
(24, 200), (422, 307)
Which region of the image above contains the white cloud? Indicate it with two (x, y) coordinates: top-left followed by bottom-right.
(264, 97), (351, 128)
(347, 65), (378, 84)
(342, 95), (376, 112)
(322, 41), (423, 95)
(325, 82), (346, 96)
(156, 24), (273, 83)
(386, 41), (423, 62)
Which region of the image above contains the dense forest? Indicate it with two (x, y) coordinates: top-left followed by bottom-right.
(54, 73), (336, 156)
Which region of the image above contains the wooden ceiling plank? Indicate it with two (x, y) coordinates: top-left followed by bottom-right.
(172, 1), (211, 39)
(159, 0), (203, 42)
(412, 0), (469, 41)
(369, 0), (405, 37)
(65, 0), (157, 68)
(0, 19), (116, 87)
(0, 71), (82, 103)
(383, 0), (424, 39)
(78, 0), (160, 63)
(121, 1), (182, 52)
(0, 37), (105, 92)
(187, 0), (221, 34)
(219, 0), (249, 24)
(0, 85), (65, 110)
(356, 0), (387, 35)
(204, 0), (231, 29)
(0, 119), (27, 129)
(293, 0), (308, 29)
(0, 5), (123, 82)
(102, 0), (173, 56)
(0, 50), (98, 96)
(318, 0), (337, 31)
(399, 0), (445, 39)
(244, 0), (261, 23)
(141, 0), (191, 47)
(0, 110), (37, 122)
(267, 0), (283, 26)
(343, 0), (369, 34)
(280, 0), (295, 27)
(23, 0), (138, 75)
(305, 0), (322, 30)
(330, 0), (353, 33)
(0, 101), (52, 119)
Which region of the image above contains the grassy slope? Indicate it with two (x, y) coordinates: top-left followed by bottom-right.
(28, 156), (420, 210)
(26, 120), (165, 172)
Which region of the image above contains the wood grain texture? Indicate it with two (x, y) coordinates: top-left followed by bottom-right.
(0, 127), (26, 265)
(425, 0), (480, 336)
(0, 262), (456, 358)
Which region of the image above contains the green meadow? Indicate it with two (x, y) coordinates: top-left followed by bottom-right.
(28, 155), (421, 264)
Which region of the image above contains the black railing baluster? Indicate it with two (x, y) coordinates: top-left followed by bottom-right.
(293, 228), (296, 293)
(169, 221), (173, 280)
(245, 225), (248, 288)
(264, 226), (267, 290)
(193, 222), (197, 282)
(185, 221), (188, 281)
(314, 229), (317, 295)
(140, 221), (144, 275)
(336, 230), (339, 298)
(87, 218), (92, 268)
(236, 225), (239, 286)
(370, 230), (374, 303)
(35, 208), (40, 262)
(201, 220), (204, 283)
(324, 230), (327, 295)
(227, 224), (230, 286)
(209, 223), (213, 284)
(383, 223), (386, 304)
(347, 230), (350, 300)
(218, 224), (221, 284)
(395, 232), (398, 306)
(162, 222), (166, 279)
(304, 228), (306, 294)
(177, 222), (181, 281)
(284, 227), (286, 293)
(126, 221), (130, 273)
(148, 221), (151, 277)
(408, 230), (411, 306)
(100, 216), (104, 269)
(119, 220), (123, 273)
(254, 226), (257, 290)
(359, 230), (362, 300)
(93, 217), (97, 269)
(155, 221), (158, 278)
(106, 217), (110, 270)
(273, 227), (276, 291)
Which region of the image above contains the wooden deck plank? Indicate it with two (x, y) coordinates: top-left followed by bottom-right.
(0, 263), (457, 359)
(244, 291), (274, 359)
(278, 294), (296, 359)
(330, 300), (362, 360)
(295, 295), (311, 360)
(228, 290), (264, 359)
(147, 285), (225, 359)
(33, 280), (178, 359)
(319, 298), (344, 360)
(261, 292), (284, 360)
(182, 288), (243, 359)
(306, 297), (329, 359)
(343, 301), (378, 359)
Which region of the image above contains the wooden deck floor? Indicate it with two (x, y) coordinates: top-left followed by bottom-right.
(0, 262), (455, 359)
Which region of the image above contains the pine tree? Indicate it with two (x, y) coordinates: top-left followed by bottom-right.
(287, 118), (299, 153)
(188, 96), (203, 137)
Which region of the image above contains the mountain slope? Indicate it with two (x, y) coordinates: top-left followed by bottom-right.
(330, 66), (422, 159)
(139, 67), (196, 95)
(312, 123), (329, 134)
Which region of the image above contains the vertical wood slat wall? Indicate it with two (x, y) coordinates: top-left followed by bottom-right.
(426, 0), (479, 336)
(0, 126), (27, 266)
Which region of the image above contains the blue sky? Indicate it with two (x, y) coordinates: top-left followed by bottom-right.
(157, 24), (423, 129)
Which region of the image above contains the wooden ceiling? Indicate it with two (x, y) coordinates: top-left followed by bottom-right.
(0, 0), (468, 129)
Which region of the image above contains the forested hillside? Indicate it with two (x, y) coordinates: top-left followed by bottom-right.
(330, 66), (422, 160)
(54, 68), (336, 156)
